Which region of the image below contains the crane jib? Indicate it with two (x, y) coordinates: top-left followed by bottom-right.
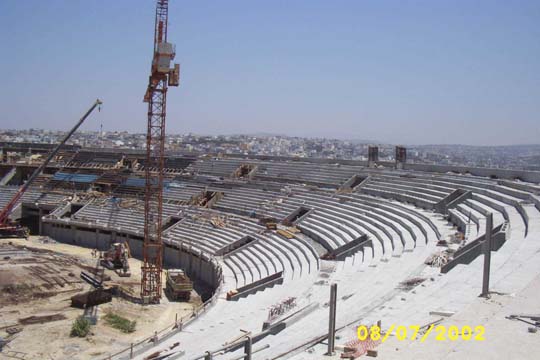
(0, 99), (102, 226)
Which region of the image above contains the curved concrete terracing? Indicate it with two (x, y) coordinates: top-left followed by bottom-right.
(2, 158), (539, 359)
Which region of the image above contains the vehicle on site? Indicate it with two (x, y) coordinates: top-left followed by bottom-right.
(0, 99), (102, 239)
(165, 269), (193, 301)
(101, 242), (131, 277)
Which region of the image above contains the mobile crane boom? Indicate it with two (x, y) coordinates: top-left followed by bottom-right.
(0, 99), (102, 237)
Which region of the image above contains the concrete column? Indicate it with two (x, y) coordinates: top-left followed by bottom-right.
(395, 146), (407, 169)
(368, 146), (379, 168)
(481, 213), (493, 297)
(244, 336), (252, 360)
(326, 283), (337, 355)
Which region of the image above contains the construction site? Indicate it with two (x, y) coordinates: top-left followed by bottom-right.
(0, 237), (200, 359)
(1, 1), (540, 360)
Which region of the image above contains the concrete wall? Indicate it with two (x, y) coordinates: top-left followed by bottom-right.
(42, 222), (223, 292)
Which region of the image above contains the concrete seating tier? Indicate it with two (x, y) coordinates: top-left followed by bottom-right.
(203, 180), (446, 262)
(0, 185), (68, 211)
(186, 159), (246, 178)
(186, 158), (362, 187)
(355, 171), (530, 234)
(211, 186), (443, 263)
(223, 232), (319, 289)
(254, 162), (360, 187)
(67, 150), (122, 168)
(71, 201), (180, 234)
(360, 182), (439, 208)
(163, 184), (206, 203)
(163, 210), (263, 254)
(210, 186), (287, 217)
(36, 162), (540, 360)
(366, 175), (454, 200)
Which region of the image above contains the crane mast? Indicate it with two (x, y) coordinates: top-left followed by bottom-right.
(141, 0), (180, 304)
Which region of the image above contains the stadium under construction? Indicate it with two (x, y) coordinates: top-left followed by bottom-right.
(1, 143), (540, 359)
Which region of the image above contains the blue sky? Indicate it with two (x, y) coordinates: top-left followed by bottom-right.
(0, 0), (539, 145)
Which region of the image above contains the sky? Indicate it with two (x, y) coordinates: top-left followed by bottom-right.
(0, 0), (539, 146)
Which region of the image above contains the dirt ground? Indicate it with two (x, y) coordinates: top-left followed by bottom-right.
(0, 236), (202, 360)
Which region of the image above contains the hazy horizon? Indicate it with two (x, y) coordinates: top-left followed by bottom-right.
(0, 0), (539, 146)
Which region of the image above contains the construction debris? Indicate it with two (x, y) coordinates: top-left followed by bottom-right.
(18, 313), (66, 325)
(5, 327), (22, 335)
(507, 314), (540, 330)
(286, 226), (301, 234)
(222, 330), (251, 347)
(267, 297), (297, 323)
(265, 222), (278, 230)
(71, 289), (113, 308)
(276, 229), (295, 239)
(210, 216), (227, 228)
(80, 270), (104, 288)
(397, 277), (426, 291)
(425, 252), (449, 267)
(366, 349), (378, 357)
(429, 310), (455, 317)
(259, 217), (278, 229)
(342, 329), (381, 359)
(508, 314), (540, 321)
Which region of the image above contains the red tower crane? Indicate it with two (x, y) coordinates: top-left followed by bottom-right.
(141, 0), (180, 304)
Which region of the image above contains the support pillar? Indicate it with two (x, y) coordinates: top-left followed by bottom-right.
(481, 213), (493, 297)
(395, 146), (407, 169)
(326, 283), (337, 355)
(368, 146), (379, 168)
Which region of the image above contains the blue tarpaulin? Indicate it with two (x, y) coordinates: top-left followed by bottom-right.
(123, 177), (171, 188)
(53, 172), (99, 183)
